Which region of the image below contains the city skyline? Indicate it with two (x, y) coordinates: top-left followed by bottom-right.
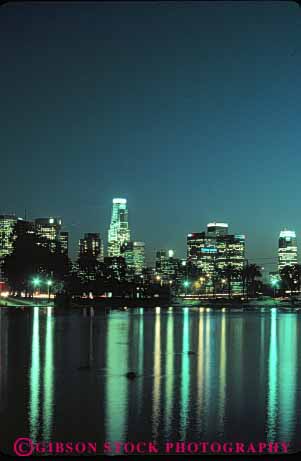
(2, 202), (301, 276)
(1, 2), (301, 267)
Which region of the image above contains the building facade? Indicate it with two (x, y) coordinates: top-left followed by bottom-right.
(79, 233), (103, 262)
(278, 229), (298, 272)
(0, 215), (17, 279)
(35, 217), (67, 254)
(187, 223), (245, 294)
(155, 249), (181, 285)
(0, 215), (17, 260)
(108, 198), (131, 257)
(121, 241), (145, 277)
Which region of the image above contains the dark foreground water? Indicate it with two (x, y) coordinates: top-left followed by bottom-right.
(0, 305), (301, 456)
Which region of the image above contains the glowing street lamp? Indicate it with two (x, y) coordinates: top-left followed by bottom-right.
(32, 277), (41, 287)
(31, 277), (41, 299)
(47, 280), (53, 300)
(271, 279), (279, 298)
(183, 279), (190, 296)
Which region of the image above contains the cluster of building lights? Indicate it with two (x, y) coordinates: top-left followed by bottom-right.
(0, 207), (300, 296)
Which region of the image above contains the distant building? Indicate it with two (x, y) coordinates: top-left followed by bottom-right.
(14, 218), (35, 238)
(104, 256), (126, 281)
(59, 232), (69, 256)
(0, 215), (17, 279)
(187, 222), (245, 294)
(35, 217), (67, 254)
(0, 215), (17, 260)
(155, 249), (180, 285)
(108, 198), (130, 257)
(207, 222), (229, 237)
(278, 229), (298, 272)
(79, 233), (103, 262)
(121, 241), (145, 277)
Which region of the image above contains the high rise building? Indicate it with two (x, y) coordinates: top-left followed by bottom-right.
(59, 232), (69, 256)
(155, 249), (180, 284)
(104, 256), (127, 282)
(121, 241), (145, 276)
(79, 233), (103, 262)
(187, 223), (245, 294)
(14, 218), (35, 238)
(278, 230), (298, 272)
(35, 217), (67, 254)
(207, 222), (229, 237)
(108, 198), (130, 257)
(0, 215), (17, 260)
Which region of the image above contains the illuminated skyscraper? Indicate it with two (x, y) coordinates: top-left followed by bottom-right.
(59, 232), (69, 256)
(278, 230), (298, 271)
(207, 222), (228, 237)
(0, 214), (17, 280)
(155, 249), (179, 284)
(35, 217), (67, 254)
(79, 233), (104, 262)
(187, 223), (245, 294)
(108, 198), (130, 257)
(0, 215), (17, 259)
(121, 241), (145, 276)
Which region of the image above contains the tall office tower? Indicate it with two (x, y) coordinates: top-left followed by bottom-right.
(14, 218), (35, 238)
(0, 215), (17, 260)
(35, 217), (66, 253)
(155, 249), (179, 284)
(0, 214), (17, 280)
(104, 256), (127, 282)
(79, 233), (104, 261)
(108, 198), (130, 257)
(122, 241), (145, 275)
(207, 222), (229, 237)
(59, 232), (69, 256)
(187, 223), (245, 294)
(278, 230), (298, 272)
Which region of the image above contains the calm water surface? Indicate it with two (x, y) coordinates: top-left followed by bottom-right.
(0, 306), (301, 455)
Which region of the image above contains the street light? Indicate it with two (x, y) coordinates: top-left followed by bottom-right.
(183, 280), (189, 296)
(32, 277), (41, 299)
(271, 279), (278, 298)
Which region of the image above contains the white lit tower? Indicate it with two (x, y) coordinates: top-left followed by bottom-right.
(278, 229), (298, 272)
(108, 198), (131, 257)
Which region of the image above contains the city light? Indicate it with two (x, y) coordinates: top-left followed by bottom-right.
(183, 280), (189, 288)
(32, 277), (41, 287)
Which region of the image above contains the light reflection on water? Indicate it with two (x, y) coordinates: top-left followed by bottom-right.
(0, 306), (300, 454)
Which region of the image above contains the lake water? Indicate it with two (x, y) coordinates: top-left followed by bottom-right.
(0, 305), (300, 456)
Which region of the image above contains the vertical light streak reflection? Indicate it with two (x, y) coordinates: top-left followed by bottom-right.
(105, 315), (129, 443)
(217, 312), (226, 436)
(29, 307), (40, 441)
(278, 314), (297, 441)
(180, 309), (189, 439)
(137, 309), (144, 416)
(152, 307), (161, 440)
(0, 308), (8, 411)
(267, 308), (278, 441)
(196, 309), (204, 433)
(164, 310), (174, 437)
(42, 306), (55, 440)
(202, 311), (211, 434)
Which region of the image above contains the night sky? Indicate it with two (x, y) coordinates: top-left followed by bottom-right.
(1, 1), (301, 270)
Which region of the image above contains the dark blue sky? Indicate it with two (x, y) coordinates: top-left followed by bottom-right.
(1, 1), (301, 268)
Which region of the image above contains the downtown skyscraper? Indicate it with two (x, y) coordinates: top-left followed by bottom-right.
(108, 198), (131, 257)
(278, 229), (298, 272)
